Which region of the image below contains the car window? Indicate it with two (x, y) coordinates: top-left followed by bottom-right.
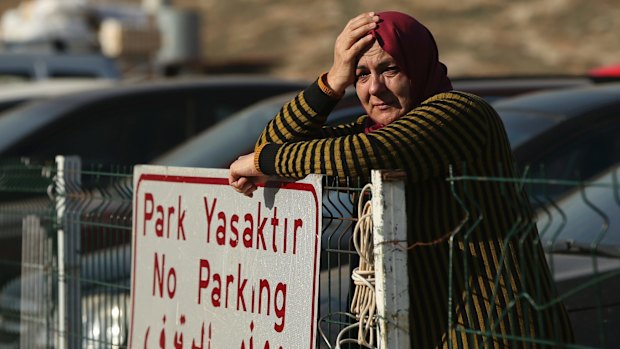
(526, 117), (620, 200)
(6, 94), (192, 165)
(535, 121), (620, 179)
(48, 71), (101, 79)
(1, 81), (308, 165)
(154, 92), (360, 168)
(192, 85), (302, 129)
(497, 110), (563, 148)
(155, 96), (289, 168)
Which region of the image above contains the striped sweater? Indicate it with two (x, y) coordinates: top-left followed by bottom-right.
(255, 78), (574, 348)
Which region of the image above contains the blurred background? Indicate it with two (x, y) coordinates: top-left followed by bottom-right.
(1, 2), (620, 348)
(1, 0), (619, 81)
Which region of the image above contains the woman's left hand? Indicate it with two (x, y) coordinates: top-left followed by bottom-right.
(228, 153), (269, 197)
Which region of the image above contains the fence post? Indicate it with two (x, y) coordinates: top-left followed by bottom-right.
(55, 156), (82, 349)
(371, 169), (410, 348)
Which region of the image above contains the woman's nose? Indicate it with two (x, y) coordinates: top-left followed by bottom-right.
(368, 73), (386, 95)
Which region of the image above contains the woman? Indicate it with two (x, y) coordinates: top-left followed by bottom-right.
(229, 11), (573, 348)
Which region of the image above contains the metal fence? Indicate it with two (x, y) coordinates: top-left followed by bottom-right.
(0, 158), (372, 349)
(1, 157), (619, 348)
(0, 157), (133, 348)
(446, 165), (620, 349)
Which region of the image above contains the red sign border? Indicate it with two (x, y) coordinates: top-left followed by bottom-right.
(129, 173), (320, 349)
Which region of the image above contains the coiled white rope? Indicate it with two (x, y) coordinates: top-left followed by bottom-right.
(335, 183), (378, 349)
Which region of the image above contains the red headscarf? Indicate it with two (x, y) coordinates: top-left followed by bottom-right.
(364, 11), (452, 133)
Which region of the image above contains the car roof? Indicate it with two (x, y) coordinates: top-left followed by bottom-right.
(452, 75), (592, 102)
(493, 82), (620, 117)
(1, 75), (306, 109)
(0, 75), (308, 153)
(0, 79), (115, 102)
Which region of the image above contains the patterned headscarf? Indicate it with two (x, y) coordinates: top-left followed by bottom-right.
(371, 11), (452, 107)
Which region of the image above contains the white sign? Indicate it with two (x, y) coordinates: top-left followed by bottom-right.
(129, 166), (322, 349)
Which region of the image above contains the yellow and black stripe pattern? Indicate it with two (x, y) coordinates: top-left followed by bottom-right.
(255, 78), (574, 348)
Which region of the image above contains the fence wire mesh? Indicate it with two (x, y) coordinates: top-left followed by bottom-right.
(446, 165), (620, 349)
(1, 159), (619, 349)
(0, 160), (134, 348)
(318, 176), (367, 348)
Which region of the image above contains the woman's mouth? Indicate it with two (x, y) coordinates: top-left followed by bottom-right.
(373, 102), (391, 110)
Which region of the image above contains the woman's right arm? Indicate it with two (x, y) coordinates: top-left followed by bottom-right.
(256, 12), (379, 148)
(255, 76), (343, 147)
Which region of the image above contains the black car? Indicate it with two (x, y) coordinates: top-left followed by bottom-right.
(0, 76), (308, 165)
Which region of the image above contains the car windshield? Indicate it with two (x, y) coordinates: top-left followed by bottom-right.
(496, 109), (565, 148)
(154, 91), (361, 168)
(154, 95), (291, 168)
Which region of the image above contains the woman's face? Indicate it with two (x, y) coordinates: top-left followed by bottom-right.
(355, 41), (414, 126)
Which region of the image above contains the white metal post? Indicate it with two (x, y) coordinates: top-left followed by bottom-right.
(20, 215), (51, 348)
(371, 170), (410, 348)
(55, 156), (82, 349)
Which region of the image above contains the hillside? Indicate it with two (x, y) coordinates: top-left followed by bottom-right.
(1, 1), (618, 80)
(195, 0), (620, 80)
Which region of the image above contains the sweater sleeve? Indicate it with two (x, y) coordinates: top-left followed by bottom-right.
(257, 91), (492, 181)
(255, 77), (352, 147)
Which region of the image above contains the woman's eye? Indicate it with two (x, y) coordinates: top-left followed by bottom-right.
(356, 72), (370, 82)
(383, 66), (400, 76)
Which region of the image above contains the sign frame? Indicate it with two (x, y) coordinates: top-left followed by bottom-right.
(129, 165), (322, 349)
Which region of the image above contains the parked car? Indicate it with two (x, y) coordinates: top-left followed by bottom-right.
(0, 52), (121, 82)
(0, 76), (308, 166)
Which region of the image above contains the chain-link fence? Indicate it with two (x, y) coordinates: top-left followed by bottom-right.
(1, 158), (619, 348)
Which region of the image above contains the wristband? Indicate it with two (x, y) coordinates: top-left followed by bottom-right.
(318, 72), (345, 99)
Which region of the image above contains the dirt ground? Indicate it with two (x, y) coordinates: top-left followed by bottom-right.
(195, 0), (620, 80)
